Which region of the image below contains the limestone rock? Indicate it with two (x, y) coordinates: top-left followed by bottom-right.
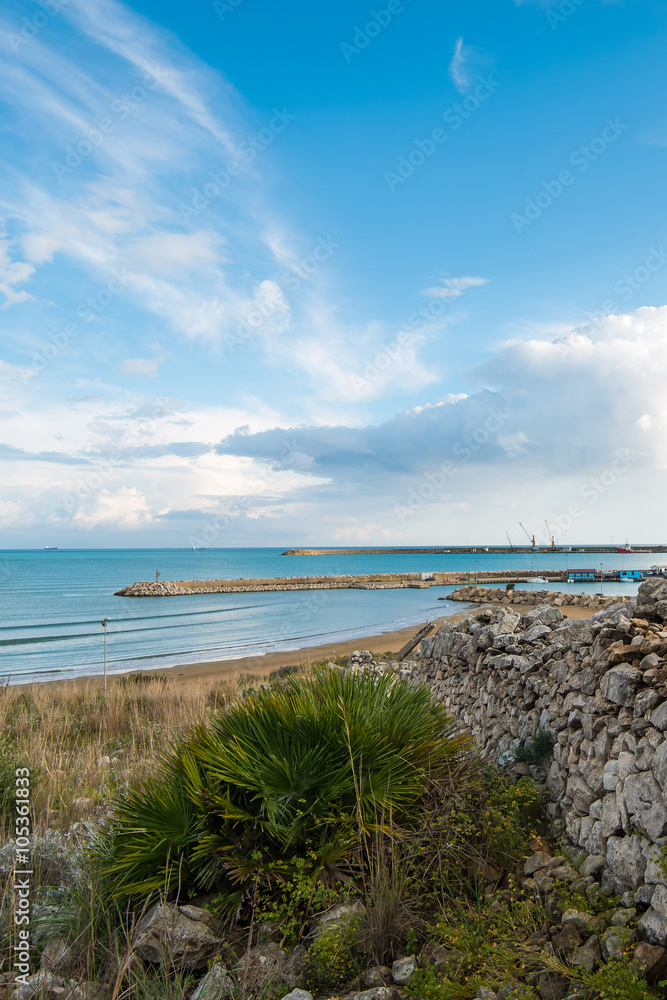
(638, 906), (667, 946)
(524, 851), (551, 875)
(606, 835), (647, 889)
(600, 664), (643, 707)
(390, 955), (416, 985)
(601, 926), (635, 961)
(579, 854), (606, 878)
(570, 933), (601, 971)
(278, 991), (313, 1000)
(362, 967), (392, 988)
(562, 909), (604, 935)
(551, 923), (582, 954)
(191, 964), (234, 1000)
(39, 938), (72, 973)
(632, 941), (667, 979)
(133, 903), (222, 968)
(347, 989), (401, 1000)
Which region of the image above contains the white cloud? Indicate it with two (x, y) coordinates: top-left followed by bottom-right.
(120, 357), (162, 377)
(420, 275), (489, 299)
(449, 38), (470, 93)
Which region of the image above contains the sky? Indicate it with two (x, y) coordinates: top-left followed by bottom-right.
(1, 0), (667, 548)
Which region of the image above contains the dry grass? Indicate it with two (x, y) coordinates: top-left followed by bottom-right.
(0, 671), (255, 834)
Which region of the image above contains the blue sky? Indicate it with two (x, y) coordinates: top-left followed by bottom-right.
(1, 0), (666, 547)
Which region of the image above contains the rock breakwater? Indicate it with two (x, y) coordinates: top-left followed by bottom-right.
(449, 584), (630, 611)
(415, 577), (667, 941)
(115, 574), (442, 597)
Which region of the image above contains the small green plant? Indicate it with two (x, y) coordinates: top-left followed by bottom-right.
(0, 733), (38, 833)
(514, 729), (555, 766)
(577, 959), (660, 999)
(306, 918), (365, 989)
(505, 582), (516, 592)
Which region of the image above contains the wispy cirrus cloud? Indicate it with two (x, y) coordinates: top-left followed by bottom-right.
(420, 275), (489, 299)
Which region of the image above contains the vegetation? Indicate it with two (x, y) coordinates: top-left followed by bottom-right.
(91, 667), (476, 914)
(1, 663), (663, 999)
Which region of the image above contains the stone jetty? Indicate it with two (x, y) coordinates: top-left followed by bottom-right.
(114, 573), (456, 597)
(449, 584), (631, 611)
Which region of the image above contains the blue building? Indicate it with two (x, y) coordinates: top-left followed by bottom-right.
(567, 569), (597, 582)
(619, 569), (643, 581)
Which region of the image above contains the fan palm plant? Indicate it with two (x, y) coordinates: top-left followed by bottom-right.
(91, 667), (473, 914)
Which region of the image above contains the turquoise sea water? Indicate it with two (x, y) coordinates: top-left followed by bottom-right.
(0, 548), (656, 685)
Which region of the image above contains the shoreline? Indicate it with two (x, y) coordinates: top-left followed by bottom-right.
(14, 601), (601, 694)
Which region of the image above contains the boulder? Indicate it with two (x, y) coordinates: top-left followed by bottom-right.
(632, 942), (667, 980)
(606, 835), (647, 889)
(133, 903), (222, 968)
(521, 604), (563, 627)
(601, 926), (635, 961)
(390, 955), (416, 985)
(191, 964), (234, 1000)
(312, 900), (365, 938)
(235, 942), (287, 989)
(347, 989), (401, 1000)
(279, 991), (313, 1000)
(638, 906), (667, 946)
(362, 967), (392, 988)
(579, 854), (606, 878)
(570, 934), (601, 971)
(39, 938), (72, 973)
(600, 664), (643, 707)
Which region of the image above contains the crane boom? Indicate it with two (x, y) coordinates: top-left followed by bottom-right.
(545, 519), (556, 549)
(519, 522), (536, 549)
(505, 530), (515, 551)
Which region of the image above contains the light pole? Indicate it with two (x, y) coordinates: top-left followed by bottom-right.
(599, 564), (604, 597)
(101, 619), (109, 695)
(530, 560), (534, 591)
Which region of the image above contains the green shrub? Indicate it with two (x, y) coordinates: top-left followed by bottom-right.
(514, 730), (555, 766)
(306, 917), (365, 989)
(91, 668), (474, 915)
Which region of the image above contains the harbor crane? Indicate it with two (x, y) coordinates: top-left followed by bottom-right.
(505, 531), (516, 551)
(519, 522), (537, 549)
(545, 520), (556, 549)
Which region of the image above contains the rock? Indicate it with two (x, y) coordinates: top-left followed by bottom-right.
(236, 942), (286, 988)
(191, 964), (234, 1000)
(551, 923), (582, 954)
(649, 702), (667, 732)
(562, 909), (605, 936)
(313, 901), (365, 938)
(632, 941), (667, 979)
(497, 984), (532, 999)
(610, 906), (636, 926)
(536, 971), (570, 1000)
(475, 989), (497, 1000)
(282, 945), (308, 989)
(601, 926), (635, 961)
(524, 851), (552, 875)
(39, 938), (72, 973)
(521, 604), (563, 627)
(362, 967), (392, 988)
(390, 955), (416, 985)
(13, 973), (67, 1000)
(279, 991), (313, 1000)
(579, 854), (606, 878)
(419, 942), (460, 972)
(637, 906), (667, 946)
(600, 664), (643, 706)
(570, 934), (601, 971)
(348, 989), (401, 1000)
(133, 903), (222, 968)
(606, 835), (647, 889)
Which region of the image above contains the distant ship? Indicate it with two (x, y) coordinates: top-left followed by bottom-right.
(43, 546), (58, 550)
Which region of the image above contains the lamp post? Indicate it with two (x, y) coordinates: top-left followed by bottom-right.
(530, 560), (534, 591)
(101, 619), (109, 695)
(599, 564), (604, 597)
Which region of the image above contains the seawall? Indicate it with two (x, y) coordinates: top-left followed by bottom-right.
(414, 577), (667, 943)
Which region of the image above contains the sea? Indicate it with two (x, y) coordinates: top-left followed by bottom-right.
(0, 548), (660, 685)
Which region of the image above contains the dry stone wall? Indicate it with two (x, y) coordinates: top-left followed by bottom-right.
(414, 577), (667, 945)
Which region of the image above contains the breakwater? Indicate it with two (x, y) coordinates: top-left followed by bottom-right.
(414, 577), (667, 941)
(114, 573), (456, 597)
(449, 585), (630, 611)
